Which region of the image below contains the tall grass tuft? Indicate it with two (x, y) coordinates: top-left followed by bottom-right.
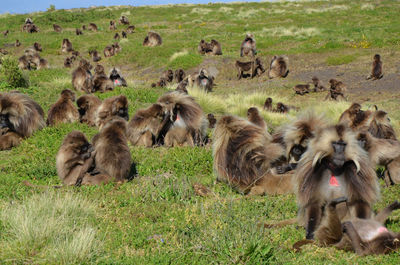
(0, 191), (102, 264)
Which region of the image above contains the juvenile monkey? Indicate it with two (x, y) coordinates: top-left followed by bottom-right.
(103, 45), (115, 57)
(294, 84), (310, 95)
(15, 39), (21, 47)
(95, 95), (129, 129)
(366, 54), (383, 80)
(325, 79), (347, 101)
(312, 76), (326, 92)
(77, 95), (102, 126)
(247, 107), (267, 131)
(89, 50), (101, 62)
(122, 31), (127, 38)
(76, 28), (83, 35)
(92, 64), (114, 93)
(235, 58), (265, 80)
(263, 97), (273, 111)
(109, 20), (117, 30)
(240, 34), (256, 57)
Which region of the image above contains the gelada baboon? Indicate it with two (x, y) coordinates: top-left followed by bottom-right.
(275, 102), (293, 114)
(92, 117), (135, 182)
(47, 90), (79, 126)
(174, 69), (186, 83)
(112, 42), (121, 54)
(295, 124), (379, 239)
(33, 42), (42, 52)
(339, 103), (373, 131)
(366, 54), (383, 80)
(176, 79), (189, 94)
(122, 31), (127, 38)
(126, 25), (135, 33)
(72, 59), (93, 93)
(197, 40), (211, 55)
(277, 112), (328, 174)
(210, 39), (222, 55)
(92, 64), (114, 93)
(30, 54), (49, 70)
(114, 33), (120, 40)
(143, 32), (162, 47)
(15, 39), (21, 47)
(64, 57), (73, 68)
(235, 57), (265, 80)
(109, 20), (117, 30)
(53, 24), (62, 32)
(369, 110), (397, 140)
(76, 28), (83, 35)
(325, 79), (346, 101)
(240, 33), (256, 57)
(213, 115), (294, 195)
(61, 38), (73, 53)
(0, 48), (8, 55)
(0, 92), (45, 150)
(294, 198), (400, 256)
(77, 95), (102, 127)
(89, 50), (101, 62)
(119, 16), (130, 25)
(264, 97), (273, 111)
(127, 103), (167, 147)
(268, 55), (289, 79)
(151, 78), (167, 88)
(207, 113), (216, 129)
(312, 76), (326, 92)
(294, 84), (310, 95)
(56, 131), (104, 186)
(103, 45), (115, 58)
(88, 23), (98, 31)
(109, 67), (127, 87)
(2, 30), (9, 36)
(195, 68), (214, 92)
(95, 95), (129, 129)
(247, 107), (267, 131)
(157, 91), (208, 146)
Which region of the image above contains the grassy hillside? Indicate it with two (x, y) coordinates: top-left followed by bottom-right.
(1, 0), (400, 264)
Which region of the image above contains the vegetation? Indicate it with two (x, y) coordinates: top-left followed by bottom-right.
(0, 0), (400, 263)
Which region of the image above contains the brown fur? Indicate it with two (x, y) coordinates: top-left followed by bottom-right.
(76, 28), (83, 35)
(77, 95), (102, 126)
(109, 20), (117, 30)
(30, 54), (49, 70)
(114, 33), (120, 40)
(264, 97), (273, 111)
(212, 115), (293, 195)
(294, 84), (310, 95)
(61, 39), (73, 53)
(15, 39), (21, 47)
(367, 54), (383, 80)
(174, 69), (186, 83)
(198, 40), (212, 55)
(368, 110), (397, 140)
(209, 39), (222, 55)
(103, 45), (115, 57)
(33, 42), (42, 52)
(88, 23), (98, 31)
(95, 95), (129, 129)
(47, 90), (79, 126)
(89, 50), (101, 62)
(247, 107), (267, 131)
(294, 199), (400, 256)
(207, 113), (216, 129)
(162, 69), (174, 83)
(235, 58), (265, 79)
(92, 117), (134, 182)
(0, 92), (45, 150)
(64, 57), (73, 68)
(53, 24), (62, 32)
(268, 55), (289, 79)
(127, 104), (167, 147)
(240, 34), (256, 57)
(295, 124), (379, 239)
(312, 76), (326, 92)
(126, 25), (135, 33)
(325, 79), (347, 101)
(195, 68), (214, 92)
(92, 64), (114, 93)
(339, 103), (373, 131)
(143, 32), (162, 47)
(157, 91), (207, 146)
(119, 16), (130, 25)
(72, 59), (93, 93)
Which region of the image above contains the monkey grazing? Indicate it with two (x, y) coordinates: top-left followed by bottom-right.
(77, 95), (102, 127)
(294, 84), (310, 95)
(295, 124), (379, 239)
(15, 39), (21, 47)
(47, 90), (79, 126)
(198, 40), (212, 55)
(72, 59), (93, 93)
(311, 76), (326, 92)
(89, 50), (101, 62)
(213, 115), (293, 195)
(264, 97), (273, 111)
(369, 110), (397, 140)
(240, 33), (256, 57)
(235, 58), (265, 80)
(109, 67), (127, 87)
(367, 54), (383, 80)
(174, 69), (186, 83)
(143, 32), (162, 47)
(126, 25), (135, 33)
(325, 79), (346, 101)
(127, 104), (168, 147)
(95, 95), (129, 129)
(53, 24), (62, 32)
(209, 39), (222, 55)
(119, 16), (130, 25)
(88, 23), (98, 31)
(268, 55), (289, 79)
(0, 92), (45, 150)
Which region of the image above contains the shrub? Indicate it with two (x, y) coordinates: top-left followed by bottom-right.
(0, 56), (29, 88)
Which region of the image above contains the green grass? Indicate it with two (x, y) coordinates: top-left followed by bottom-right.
(1, 0), (400, 264)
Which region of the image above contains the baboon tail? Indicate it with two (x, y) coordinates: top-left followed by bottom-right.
(262, 217), (297, 228)
(293, 239), (315, 252)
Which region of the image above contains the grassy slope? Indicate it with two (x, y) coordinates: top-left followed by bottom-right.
(1, 0), (400, 263)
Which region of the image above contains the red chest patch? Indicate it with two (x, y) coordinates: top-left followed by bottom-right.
(378, 226), (388, 233)
(329, 175), (340, 187)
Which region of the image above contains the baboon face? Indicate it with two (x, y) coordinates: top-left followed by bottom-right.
(113, 101), (129, 121)
(110, 68), (120, 79)
(247, 107), (259, 117)
(374, 54), (381, 61)
(290, 144), (306, 162)
(265, 98), (272, 105)
(64, 131), (92, 159)
(331, 140), (347, 168)
(33, 42), (42, 52)
(0, 113), (13, 131)
(79, 59), (92, 70)
(94, 64), (105, 74)
(349, 103), (362, 114)
(61, 89), (75, 101)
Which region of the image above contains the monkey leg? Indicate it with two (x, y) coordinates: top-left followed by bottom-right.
(315, 197), (347, 246)
(0, 132), (22, 150)
(80, 173), (113, 185)
(75, 155), (96, 186)
(342, 221), (365, 255)
(385, 159), (400, 184)
(352, 200), (372, 219)
(375, 201), (400, 224)
(137, 131), (154, 147)
(305, 203), (322, 240)
(247, 172), (293, 196)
